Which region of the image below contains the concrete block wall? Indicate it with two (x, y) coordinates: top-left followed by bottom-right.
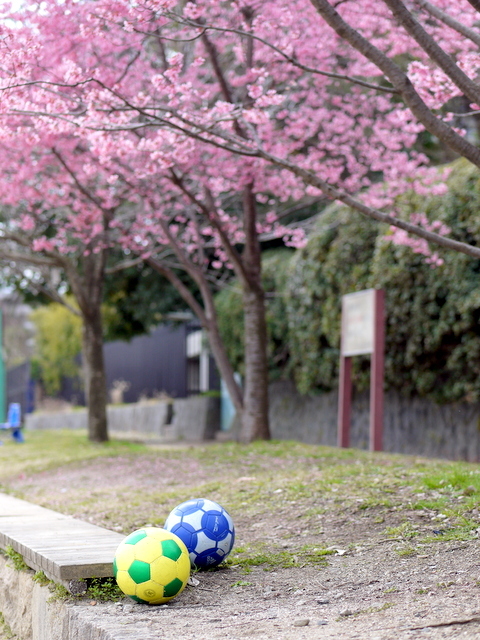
(25, 396), (220, 443)
(0, 554), (152, 640)
(268, 381), (480, 462)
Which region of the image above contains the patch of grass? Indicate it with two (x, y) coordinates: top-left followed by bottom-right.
(0, 612), (15, 639)
(367, 602), (395, 614)
(437, 581), (455, 589)
(47, 583), (70, 601)
(421, 466), (480, 492)
(86, 577), (123, 602)
(32, 571), (51, 586)
(4, 546), (29, 572)
(395, 545), (417, 557)
(230, 543), (334, 571)
(357, 497), (394, 510)
(410, 498), (449, 511)
(0, 430), (149, 481)
(383, 522), (418, 540)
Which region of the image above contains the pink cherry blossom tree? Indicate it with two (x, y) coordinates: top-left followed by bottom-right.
(0, 2), (312, 442)
(2, 0), (480, 442)
(0, 128), (118, 442)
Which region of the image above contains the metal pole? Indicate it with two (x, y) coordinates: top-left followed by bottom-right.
(337, 355), (352, 448)
(0, 311), (5, 423)
(369, 289), (385, 451)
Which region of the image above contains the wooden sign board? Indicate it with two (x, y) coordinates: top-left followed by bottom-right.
(338, 289), (385, 452)
(341, 289), (376, 356)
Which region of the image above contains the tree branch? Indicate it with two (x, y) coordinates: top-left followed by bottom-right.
(145, 255), (208, 327)
(382, 0), (480, 106)
(413, 0), (480, 48)
(50, 148), (110, 214)
(256, 147), (480, 259)
(168, 170), (250, 286)
(162, 12), (397, 94)
(309, 0), (480, 170)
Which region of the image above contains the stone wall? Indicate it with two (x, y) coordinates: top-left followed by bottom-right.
(269, 381), (480, 462)
(25, 396), (220, 443)
(0, 554), (153, 640)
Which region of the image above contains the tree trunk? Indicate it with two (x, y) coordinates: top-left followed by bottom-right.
(241, 284), (270, 441)
(67, 248), (109, 443)
(239, 185), (270, 442)
(205, 319), (244, 418)
(81, 303), (108, 442)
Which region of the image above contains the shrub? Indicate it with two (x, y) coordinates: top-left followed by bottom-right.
(287, 159), (480, 403)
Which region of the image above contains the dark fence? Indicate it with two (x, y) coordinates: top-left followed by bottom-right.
(104, 323), (190, 403)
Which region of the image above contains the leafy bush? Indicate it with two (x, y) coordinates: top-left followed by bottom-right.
(286, 204), (378, 394)
(287, 159), (480, 403)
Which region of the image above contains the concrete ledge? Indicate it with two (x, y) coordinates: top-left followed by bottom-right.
(0, 493), (124, 588)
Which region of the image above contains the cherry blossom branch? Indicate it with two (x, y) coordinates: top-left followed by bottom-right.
(51, 148), (111, 215)
(168, 169), (250, 286)
(413, 0), (480, 48)
(160, 11), (397, 95)
(114, 50), (141, 85)
(309, 0), (480, 169)
(381, 0), (480, 106)
(254, 147), (480, 259)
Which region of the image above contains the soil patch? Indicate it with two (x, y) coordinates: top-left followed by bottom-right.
(2, 438), (480, 638)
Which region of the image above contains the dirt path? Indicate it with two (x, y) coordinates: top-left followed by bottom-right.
(3, 439), (480, 639)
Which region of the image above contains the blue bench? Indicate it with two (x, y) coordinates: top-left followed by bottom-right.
(0, 403), (24, 443)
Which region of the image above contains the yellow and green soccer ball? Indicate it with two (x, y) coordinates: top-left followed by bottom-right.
(113, 527), (191, 604)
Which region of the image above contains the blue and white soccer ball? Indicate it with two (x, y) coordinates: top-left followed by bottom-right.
(164, 498), (235, 569)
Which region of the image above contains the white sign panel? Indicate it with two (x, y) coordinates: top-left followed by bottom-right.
(341, 289), (375, 356)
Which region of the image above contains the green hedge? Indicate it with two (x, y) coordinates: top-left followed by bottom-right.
(287, 159), (480, 402)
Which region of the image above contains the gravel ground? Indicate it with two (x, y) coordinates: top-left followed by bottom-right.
(2, 440), (480, 639)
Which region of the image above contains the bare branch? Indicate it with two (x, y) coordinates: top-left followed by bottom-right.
(105, 256), (144, 274)
(145, 255), (208, 327)
(0, 248), (57, 267)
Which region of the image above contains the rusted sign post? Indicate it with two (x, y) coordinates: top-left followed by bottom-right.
(337, 289), (385, 452)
